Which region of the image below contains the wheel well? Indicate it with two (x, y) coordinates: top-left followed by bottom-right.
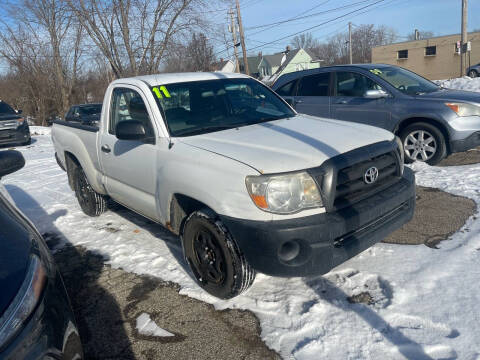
(64, 151), (80, 190)
(169, 194), (215, 236)
(395, 117), (451, 153)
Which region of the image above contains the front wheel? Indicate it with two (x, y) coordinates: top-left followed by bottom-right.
(400, 122), (447, 165)
(73, 166), (107, 216)
(182, 211), (255, 299)
(468, 70), (478, 78)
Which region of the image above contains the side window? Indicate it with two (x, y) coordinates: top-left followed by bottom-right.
(65, 108), (73, 120)
(297, 73), (330, 97)
(110, 88), (154, 138)
(335, 72), (382, 97)
(72, 107), (80, 121)
(275, 80), (297, 96)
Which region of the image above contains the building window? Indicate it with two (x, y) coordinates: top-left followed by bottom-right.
(425, 46), (436, 56)
(397, 49), (408, 59)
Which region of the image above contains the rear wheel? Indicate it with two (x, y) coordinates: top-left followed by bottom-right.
(182, 211), (255, 299)
(73, 166), (106, 216)
(400, 122), (447, 165)
(468, 70), (478, 78)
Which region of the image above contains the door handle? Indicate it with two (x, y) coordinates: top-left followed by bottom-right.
(294, 99), (304, 105)
(335, 99), (348, 104)
(101, 145), (111, 153)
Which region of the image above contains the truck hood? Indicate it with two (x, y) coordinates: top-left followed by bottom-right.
(178, 114), (394, 173)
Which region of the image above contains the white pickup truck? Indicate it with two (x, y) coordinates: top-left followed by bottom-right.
(52, 72), (415, 299)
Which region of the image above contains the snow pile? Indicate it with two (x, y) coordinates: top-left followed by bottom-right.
(136, 313), (174, 337)
(4, 135), (480, 359)
(29, 126), (51, 136)
(434, 76), (480, 92)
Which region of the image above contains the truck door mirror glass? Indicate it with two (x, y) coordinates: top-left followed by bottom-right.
(364, 89), (389, 99)
(115, 120), (146, 141)
(0, 150), (25, 178)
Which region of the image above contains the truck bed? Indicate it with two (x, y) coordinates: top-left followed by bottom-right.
(51, 120), (104, 194)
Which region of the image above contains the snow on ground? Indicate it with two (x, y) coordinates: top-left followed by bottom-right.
(3, 81), (480, 359)
(136, 313), (175, 337)
(434, 76), (480, 92)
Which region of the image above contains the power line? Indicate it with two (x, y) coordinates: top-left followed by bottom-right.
(246, 0), (373, 34)
(213, 0), (386, 57)
(194, 0), (263, 15)
(245, 0), (386, 52)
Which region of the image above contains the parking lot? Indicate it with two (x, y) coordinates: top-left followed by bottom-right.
(42, 148), (478, 359)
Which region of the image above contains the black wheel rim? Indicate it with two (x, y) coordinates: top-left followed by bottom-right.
(77, 171), (93, 209)
(190, 227), (226, 285)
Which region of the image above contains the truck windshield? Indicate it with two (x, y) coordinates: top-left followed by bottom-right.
(151, 78), (295, 137)
(371, 66), (439, 95)
(79, 105), (102, 115)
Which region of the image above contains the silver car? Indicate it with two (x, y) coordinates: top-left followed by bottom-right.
(467, 63), (480, 78)
(272, 64), (480, 165)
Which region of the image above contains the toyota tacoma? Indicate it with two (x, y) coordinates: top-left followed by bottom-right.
(52, 72), (415, 299)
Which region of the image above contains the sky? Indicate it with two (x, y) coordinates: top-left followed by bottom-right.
(209, 0), (480, 58)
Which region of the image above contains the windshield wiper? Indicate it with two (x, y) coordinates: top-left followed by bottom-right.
(175, 125), (235, 137)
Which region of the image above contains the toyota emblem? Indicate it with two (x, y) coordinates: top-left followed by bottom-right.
(364, 167), (379, 184)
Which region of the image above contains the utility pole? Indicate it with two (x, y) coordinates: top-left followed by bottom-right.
(461, 0), (468, 76)
(236, 0), (249, 75)
(229, 9), (240, 73)
(348, 22), (353, 64)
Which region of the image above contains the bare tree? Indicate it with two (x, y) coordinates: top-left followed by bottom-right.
(290, 33), (319, 49)
(67, 0), (203, 77)
(0, 0), (84, 118)
(311, 24), (397, 65)
(163, 33), (215, 72)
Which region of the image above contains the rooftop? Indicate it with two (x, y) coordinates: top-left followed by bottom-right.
(115, 72), (249, 87)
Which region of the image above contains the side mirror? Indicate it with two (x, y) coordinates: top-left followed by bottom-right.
(364, 89), (389, 99)
(0, 150), (25, 178)
(16, 109), (23, 115)
(116, 120), (146, 141)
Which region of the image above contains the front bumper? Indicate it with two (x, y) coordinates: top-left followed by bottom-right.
(221, 168), (415, 277)
(0, 126), (31, 146)
(0, 270), (83, 360)
(450, 131), (480, 153)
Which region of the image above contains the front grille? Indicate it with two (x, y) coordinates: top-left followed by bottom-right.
(334, 151), (400, 207)
(0, 129), (16, 142)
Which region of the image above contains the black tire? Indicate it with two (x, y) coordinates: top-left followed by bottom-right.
(182, 211), (255, 299)
(468, 70), (478, 78)
(73, 166), (106, 217)
(22, 138), (31, 146)
(400, 122), (447, 166)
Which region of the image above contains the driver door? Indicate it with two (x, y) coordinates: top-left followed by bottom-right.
(99, 86), (159, 220)
(330, 71), (392, 129)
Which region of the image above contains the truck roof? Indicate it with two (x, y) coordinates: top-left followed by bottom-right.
(114, 72), (250, 87)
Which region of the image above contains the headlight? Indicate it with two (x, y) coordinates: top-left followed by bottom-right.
(0, 255), (46, 347)
(445, 102), (480, 117)
(246, 171), (323, 214)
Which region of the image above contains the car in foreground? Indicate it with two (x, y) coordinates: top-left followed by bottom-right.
(272, 64), (480, 165)
(52, 72), (415, 299)
(64, 103), (102, 126)
(0, 150), (83, 359)
(467, 63), (479, 78)
(0, 100), (31, 146)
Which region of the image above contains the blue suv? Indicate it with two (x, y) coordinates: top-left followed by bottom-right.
(272, 64), (480, 165)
